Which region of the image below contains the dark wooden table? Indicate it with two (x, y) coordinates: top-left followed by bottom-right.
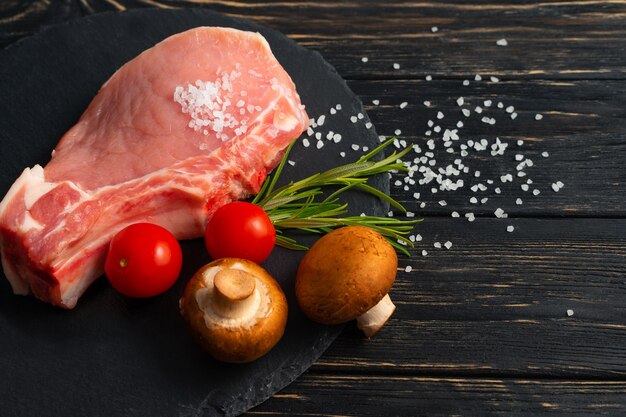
(2, 1), (625, 416)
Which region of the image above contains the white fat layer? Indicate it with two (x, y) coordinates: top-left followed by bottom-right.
(0, 165), (43, 216)
(21, 212), (43, 232)
(195, 264), (270, 329)
(23, 180), (57, 210)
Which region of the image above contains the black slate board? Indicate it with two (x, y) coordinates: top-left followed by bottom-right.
(0, 8), (388, 417)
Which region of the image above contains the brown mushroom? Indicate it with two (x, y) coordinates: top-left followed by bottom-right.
(180, 258), (288, 363)
(295, 225), (397, 337)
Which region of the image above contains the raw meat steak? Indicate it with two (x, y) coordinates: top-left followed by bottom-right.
(0, 27), (309, 308)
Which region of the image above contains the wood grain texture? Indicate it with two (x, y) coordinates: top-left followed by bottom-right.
(3, 1), (626, 80)
(1, 1), (625, 416)
(312, 217), (626, 377)
(345, 79), (626, 217)
(247, 374), (626, 416)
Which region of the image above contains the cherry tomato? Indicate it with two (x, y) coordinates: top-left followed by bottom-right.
(105, 223), (183, 298)
(205, 202), (276, 264)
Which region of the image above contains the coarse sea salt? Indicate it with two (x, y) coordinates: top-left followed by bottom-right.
(496, 38), (508, 46)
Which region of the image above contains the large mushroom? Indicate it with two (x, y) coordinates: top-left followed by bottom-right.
(295, 226), (397, 337)
(179, 258), (288, 363)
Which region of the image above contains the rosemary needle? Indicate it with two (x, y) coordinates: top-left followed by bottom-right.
(253, 138), (421, 255)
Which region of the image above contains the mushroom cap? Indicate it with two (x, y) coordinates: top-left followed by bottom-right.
(180, 258), (288, 363)
(295, 226), (397, 325)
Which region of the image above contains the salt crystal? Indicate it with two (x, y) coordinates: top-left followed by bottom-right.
(551, 183), (560, 192)
(330, 108), (337, 115)
(357, 113), (364, 120)
(481, 197), (489, 204)
(400, 102), (408, 109)
(365, 122), (373, 129)
(393, 63), (401, 70)
(457, 97), (465, 106)
(535, 113), (543, 120)
(351, 144), (360, 151)
(517, 140), (524, 146)
(426, 75), (432, 81)
(542, 151), (549, 157)
(474, 74), (482, 81)
(457, 121), (464, 128)
(405, 265), (413, 272)
(462, 109), (471, 117)
(434, 242), (442, 249)
(490, 76), (500, 83)
(422, 250), (428, 256)
(465, 212), (476, 222)
(302, 138), (310, 147)
(506, 225), (515, 232)
(361, 57), (369, 63)
(431, 26), (439, 33)
(339, 151), (346, 157)
(463, 80), (470, 86)
(495, 187), (501, 194)
(515, 154), (524, 161)
(484, 100), (492, 107)
(475, 106), (483, 114)
(451, 211), (460, 218)
(350, 116), (358, 123)
(444, 241), (452, 249)
(533, 189), (540, 195)
(439, 200), (447, 206)
(521, 184), (529, 191)
(415, 234), (423, 242)
(288, 160), (296, 166)
(511, 112), (518, 120)
(316, 141), (324, 149)
(567, 309), (574, 317)
(556, 181), (564, 188)
(437, 111), (445, 119)
(496, 38), (508, 46)
(424, 100), (431, 107)
(372, 99), (380, 105)
(516, 198), (523, 205)
(506, 106), (515, 113)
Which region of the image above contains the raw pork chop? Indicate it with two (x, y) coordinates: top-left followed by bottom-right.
(0, 27), (309, 308)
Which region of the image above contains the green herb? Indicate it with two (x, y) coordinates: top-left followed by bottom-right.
(252, 138), (421, 255)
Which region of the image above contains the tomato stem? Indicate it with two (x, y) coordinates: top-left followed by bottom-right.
(119, 258), (128, 268)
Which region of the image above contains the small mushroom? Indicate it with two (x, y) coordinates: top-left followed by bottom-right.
(180, 258), (287, 363)
(295, 226), (397, 337)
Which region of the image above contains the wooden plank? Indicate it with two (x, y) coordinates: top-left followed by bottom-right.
(248, 374), (626, 416)
(309, 217), (626, 377)
(341, 79), (626, 216)
(3, 1), (626, 80)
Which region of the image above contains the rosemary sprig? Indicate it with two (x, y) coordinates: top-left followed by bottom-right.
(254, 138), (422, 256)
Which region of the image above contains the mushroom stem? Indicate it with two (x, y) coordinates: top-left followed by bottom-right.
(355, 294), (396, 337)
(212, 269), (258, 319)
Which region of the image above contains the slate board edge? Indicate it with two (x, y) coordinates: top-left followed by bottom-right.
(0, 8), (385, 417)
